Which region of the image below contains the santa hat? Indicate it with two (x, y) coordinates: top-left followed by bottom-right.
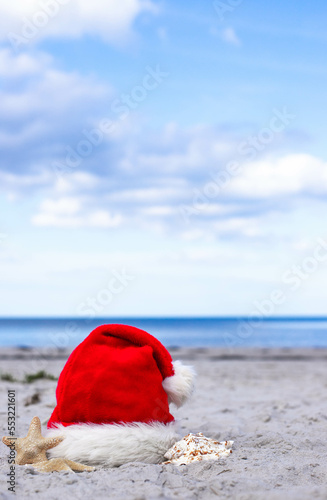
(46, 324), (195, 466)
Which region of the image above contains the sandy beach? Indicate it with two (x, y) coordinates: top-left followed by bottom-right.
(0, 346), (326, 499)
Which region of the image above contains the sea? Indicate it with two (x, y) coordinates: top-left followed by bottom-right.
(0, 317), (327, 349)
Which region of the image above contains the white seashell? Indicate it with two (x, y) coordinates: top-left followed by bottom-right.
(163, 433), (233, 465)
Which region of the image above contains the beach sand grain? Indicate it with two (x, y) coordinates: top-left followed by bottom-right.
(1, 347), (326, 499)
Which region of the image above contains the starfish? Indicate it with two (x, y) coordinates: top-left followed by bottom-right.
(32, 458), (95, 473)
(2, 416), (95, 473)
(2, 416), (64, 465)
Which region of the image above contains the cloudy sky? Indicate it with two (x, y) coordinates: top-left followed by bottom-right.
(1, 0), (327, 317)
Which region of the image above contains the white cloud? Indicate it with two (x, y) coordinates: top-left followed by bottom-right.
(221, 27), (241, 46)
(27, 150), (327, 240)
(0, 170), (51, 200)
(213, 216), (262, 238)
(0, 61), (108, 122)
(229, 154), (327, 198)
(54, 172), (100, 194)
(39, 197), (81, 215)
(1, 0), (156, 47)
(0, 48), (111, 179)
(0, 48), (45, 77)
(1, 50), (326, 241)
(32, 204), (123, 228)
(140, 206), (175, 216)
(109, 187), (185, 203)
(88, 210), (123, 228)
(31, 193), (123, 229)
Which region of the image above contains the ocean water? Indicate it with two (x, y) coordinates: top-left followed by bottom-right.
(0, 317), (327, 348)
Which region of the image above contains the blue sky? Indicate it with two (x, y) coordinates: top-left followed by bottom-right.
(1, 0), (327, 317)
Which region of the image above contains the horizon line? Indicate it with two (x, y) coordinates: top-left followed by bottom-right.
(0, 316), (327, 321)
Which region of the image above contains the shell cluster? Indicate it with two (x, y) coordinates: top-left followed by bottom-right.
(164, 432), (233, 465)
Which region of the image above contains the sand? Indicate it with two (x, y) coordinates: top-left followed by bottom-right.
(0, 346), (326, 499)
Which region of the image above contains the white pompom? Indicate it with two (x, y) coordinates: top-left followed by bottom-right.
(162, 360), (196, 408)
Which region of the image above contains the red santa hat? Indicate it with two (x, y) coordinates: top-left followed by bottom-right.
(46, 324), (195, 467)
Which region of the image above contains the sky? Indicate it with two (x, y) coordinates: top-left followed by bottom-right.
(1, 0), (327, 317)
